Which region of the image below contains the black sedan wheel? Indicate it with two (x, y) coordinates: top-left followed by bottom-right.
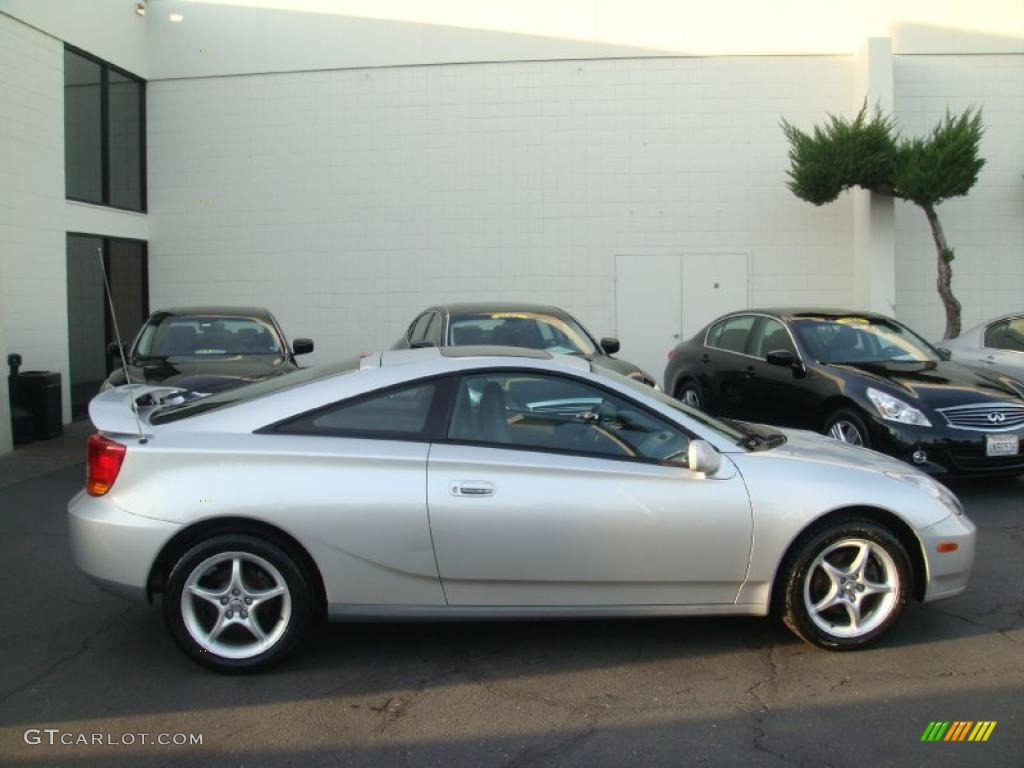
(778, 518), (911, 650)
(824, 408), (870, 447)
(164, 534), (313, 673)
(676, 381), (703, 410)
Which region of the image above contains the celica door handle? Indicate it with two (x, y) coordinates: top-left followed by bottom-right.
(981, 356), (997, 364)
(743, 366), (755, 379)
(700, 354), (711, 363)
(450, 481), (496, 497)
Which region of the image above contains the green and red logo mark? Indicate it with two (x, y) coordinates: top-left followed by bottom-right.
(921, 721), (996, 742)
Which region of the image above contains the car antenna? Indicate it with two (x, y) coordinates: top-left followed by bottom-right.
(98, 246), (148, 445)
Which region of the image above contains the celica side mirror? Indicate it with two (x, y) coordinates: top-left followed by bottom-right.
(292, 338), (314, 355)
(107, 342), (123, 359)
(937, 347), (952, 361)
(600, 337), (621, 355)
(687, 439), (722, 476)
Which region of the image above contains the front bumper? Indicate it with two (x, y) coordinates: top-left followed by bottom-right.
(918, 513), (977, 602)
(865, 417), (1024, 477)
(68, 491), (182, 602)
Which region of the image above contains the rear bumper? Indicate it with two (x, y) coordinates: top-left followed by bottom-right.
(68, 490), (181, 603)
(918, 513), (977, 602)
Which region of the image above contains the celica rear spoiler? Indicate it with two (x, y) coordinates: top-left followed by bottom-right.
(88, 384), (200, 436)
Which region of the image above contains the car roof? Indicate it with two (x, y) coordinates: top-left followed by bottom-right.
(432, 302), (568, 316)
(156, 306), (276, 320)
(723, 308), (893, 322)
(371, 345), (590, 371)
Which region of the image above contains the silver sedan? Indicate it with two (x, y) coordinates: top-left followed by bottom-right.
(938, 312), (1024, 381)
(68, 347), (976, 672)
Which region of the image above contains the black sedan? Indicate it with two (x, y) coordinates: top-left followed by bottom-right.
(103, 306), (313, 395)
(393, 302), (658, 387)
(663, 309), (1024, 477)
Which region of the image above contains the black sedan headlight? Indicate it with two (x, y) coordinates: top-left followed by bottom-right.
(866, 387), (931, 427)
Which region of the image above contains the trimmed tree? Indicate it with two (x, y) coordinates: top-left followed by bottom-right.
(781, 104), (985, 339)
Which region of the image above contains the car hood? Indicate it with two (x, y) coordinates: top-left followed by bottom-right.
(769, 426), (922, 475)
(587, 354), (652, 382)
(107, 355), (292, 394)
(823, 360), (1024, 407)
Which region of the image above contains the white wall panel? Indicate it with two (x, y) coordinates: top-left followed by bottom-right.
(894, 54), (1024, 340)
(147, 56), (855, 364)
(0, 13), (70, 420)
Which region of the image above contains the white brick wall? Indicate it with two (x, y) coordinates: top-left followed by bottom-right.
(0, 14), (69, 414)
(894, 55), (1024, 340)
(148, 56), (854, 363)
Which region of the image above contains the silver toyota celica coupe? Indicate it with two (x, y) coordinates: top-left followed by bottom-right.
(69, 346), (976, 673)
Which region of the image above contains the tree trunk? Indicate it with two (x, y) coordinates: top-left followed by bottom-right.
(922, 204), (961, 339)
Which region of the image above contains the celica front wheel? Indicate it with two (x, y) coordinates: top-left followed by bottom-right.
(164, 534), (313, 673)
(779, 519), (911, 650)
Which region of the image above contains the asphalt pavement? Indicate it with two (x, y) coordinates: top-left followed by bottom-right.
(0, 463), (1021, 767)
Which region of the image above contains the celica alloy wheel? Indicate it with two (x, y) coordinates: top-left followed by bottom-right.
(164, 535), (313, 673)
(778, 519), (911, 650)
(824, 408), (870, 447)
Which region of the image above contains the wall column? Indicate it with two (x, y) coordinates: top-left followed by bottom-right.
(852, 37), (896, 315)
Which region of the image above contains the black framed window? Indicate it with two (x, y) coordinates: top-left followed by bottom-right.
(447, 371), (691, 465)
(64, 46), (146, 211)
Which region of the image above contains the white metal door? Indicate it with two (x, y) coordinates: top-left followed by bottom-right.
(614, 253), (750, 386)
(681, 253), (750, 339)
(614, 254), (681, 384)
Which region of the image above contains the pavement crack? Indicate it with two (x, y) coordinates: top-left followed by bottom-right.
(0, 606), (132, 706)
(504, 726), (595, 768)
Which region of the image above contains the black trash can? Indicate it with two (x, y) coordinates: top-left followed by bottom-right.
(17, 371), (63, 440)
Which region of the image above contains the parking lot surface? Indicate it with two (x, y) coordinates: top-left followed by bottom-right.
(1, 460), (1021, 767)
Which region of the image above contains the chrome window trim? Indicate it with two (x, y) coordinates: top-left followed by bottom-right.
(703, 312), (804, 363)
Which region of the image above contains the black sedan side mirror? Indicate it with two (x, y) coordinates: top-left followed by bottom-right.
(765, 350), (796, 367)
(600, 337), (620, 355)
(292, 338), (314, 355)
(107, 342), (123, 359)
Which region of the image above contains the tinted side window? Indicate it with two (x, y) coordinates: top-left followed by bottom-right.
(984, 318), (1024, 352)
(750, 318), (796, 358)
(424, 313), (443, 346)
(275, 381), (439, 439)
(706, 321), (726, 348)
(711, 316), (756, 354)
(447, 372), (690, 465)
(409, 313), (431, 343)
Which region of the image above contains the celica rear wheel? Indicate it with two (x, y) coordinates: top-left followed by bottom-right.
(164, 534), (313, 673)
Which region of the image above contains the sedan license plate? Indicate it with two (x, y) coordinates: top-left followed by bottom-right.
(985, 434), (1020, 457)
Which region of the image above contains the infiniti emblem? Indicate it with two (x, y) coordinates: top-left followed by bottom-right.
(988, 412), (1006, 423)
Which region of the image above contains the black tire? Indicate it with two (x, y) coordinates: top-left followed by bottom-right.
(163, 534), (313, 673)
(823, 408), (871, 448)
(777, 518), (912, 650)
(675, 380), (704, 410)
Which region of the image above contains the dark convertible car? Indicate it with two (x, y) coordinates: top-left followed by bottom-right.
(393, 302), (658, 387)
(103, 306), (313, 395)
(664, 309), (1024, 477)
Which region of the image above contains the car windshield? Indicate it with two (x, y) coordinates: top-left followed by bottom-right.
(135, 315), (283, 358)
(449, 312), (598, 355)
(791, 317), (941, 364)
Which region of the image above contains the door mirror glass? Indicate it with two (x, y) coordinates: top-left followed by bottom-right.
(765, 349), (796, 367)
(292, 338), (314, 355)
(600, 337), (620, 355)
(687, 439), (722, 475)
